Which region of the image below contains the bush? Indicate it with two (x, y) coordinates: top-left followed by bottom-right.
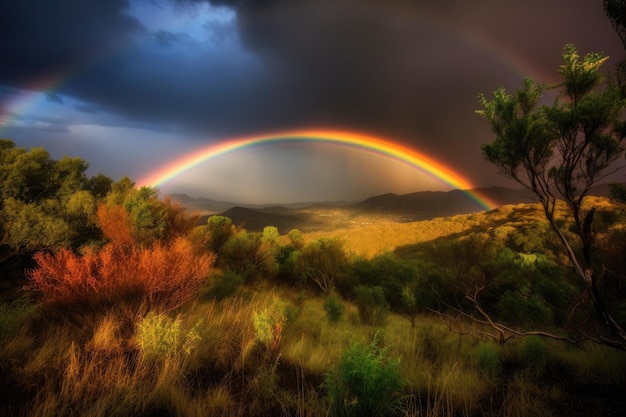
(253, 297), (289, 352)
(353, 285), (389, 326)
(221, 230), (278, 281)
(474, 343), (501, 378)
(202, 270), (243, 301)
(519, 336), (547, 372)
(324, 333), (405, 417)
(28, 237), (214, 312)
(136, 312), (201, 363)
(351, 253), (416, 308)
(324, 290), (345, 323)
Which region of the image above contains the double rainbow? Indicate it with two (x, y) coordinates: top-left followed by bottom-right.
(137, 129), (498, 211)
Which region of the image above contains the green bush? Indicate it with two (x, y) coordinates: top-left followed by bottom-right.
(519, 336), (547, 372)
(354, 285), (389, 326)
(203, 270), (243, 301)
(324, 333), (405, 417)
(324, 290), (345, 323)
(136, 312), (201, 363)
(474, 342), (501, 378)
(253, 297), (289, 350)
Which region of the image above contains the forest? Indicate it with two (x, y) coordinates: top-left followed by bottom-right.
(2, 22), (626, 417)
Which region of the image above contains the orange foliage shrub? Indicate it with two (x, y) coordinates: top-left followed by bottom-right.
(97, 198), (198, 249)
(28, 237), (214, 311)
(97, 204), (135, 249)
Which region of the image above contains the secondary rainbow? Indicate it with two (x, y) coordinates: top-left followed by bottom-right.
(137, 129), (498, 211)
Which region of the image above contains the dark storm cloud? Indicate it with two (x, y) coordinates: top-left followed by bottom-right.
(0, 0), (143, 84)
(1, 0), (623, 186)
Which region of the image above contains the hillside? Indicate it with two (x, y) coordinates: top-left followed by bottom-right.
(181, 184), (620, 233)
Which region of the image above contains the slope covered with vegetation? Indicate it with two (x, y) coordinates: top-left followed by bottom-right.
(1, 139), (625, 416)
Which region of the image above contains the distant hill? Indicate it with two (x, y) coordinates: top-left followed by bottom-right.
(355, 187), (536, 217)
(174, 184), (621, 233)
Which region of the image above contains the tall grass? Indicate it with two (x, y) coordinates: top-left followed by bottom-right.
(3, 281), (626, 416)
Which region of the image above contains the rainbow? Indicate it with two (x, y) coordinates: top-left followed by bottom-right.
(137, 129), (498, 211)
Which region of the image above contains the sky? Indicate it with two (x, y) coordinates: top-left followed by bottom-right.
(0, 0), (624, 203)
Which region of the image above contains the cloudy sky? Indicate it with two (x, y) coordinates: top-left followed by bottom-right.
(0, 0), (623, 203)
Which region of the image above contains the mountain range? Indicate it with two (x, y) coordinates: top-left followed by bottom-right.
(169, 184), (616, 233)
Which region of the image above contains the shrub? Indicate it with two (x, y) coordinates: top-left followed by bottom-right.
(324, 290), (345, 323)
(253, 297), (289, 353)
(519, 336), (547, 372)
(298, 238), (348, 294)
(474, 342), (502, 378)
(202, 270), (243, 301)
(353, 285), (389, 326)
(324, 333), (405, 417)
(136, 312), (201, 363)
(221, 230), (278, 281)
(28, 237), (214, 312)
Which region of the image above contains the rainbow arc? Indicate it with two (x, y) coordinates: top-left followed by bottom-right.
(137, 129), (498, 211)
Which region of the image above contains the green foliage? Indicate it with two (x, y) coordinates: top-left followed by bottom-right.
(297, 238), (348, 294)
(136, 312), (201, 363)
(221, 230), (278, 280)
(253, 297), (289, 350)
(0, 140), (113, 265)
(205, 215), (234, 257)
(519, 336), (548, 372)
(324, 290), (345, 323)
(202, 270), (243, 301)
(287, 228), (304, 249)
(351, 253), (417, 309)
(478, 44), (626, 346)
(324, 333), (405, 417)
(474, 343), (502, 378)
(353, 285), (389, 326)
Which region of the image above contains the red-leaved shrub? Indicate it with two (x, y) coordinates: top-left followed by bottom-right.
(28, 237), (214, 311)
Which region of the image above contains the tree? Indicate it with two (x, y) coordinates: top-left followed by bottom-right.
(297, 238), (348, 294)
(604, 0), (626, 51)
(205, 215), (235, 257)
(477, 45), (626, 349)
(0, 141), (109, 265)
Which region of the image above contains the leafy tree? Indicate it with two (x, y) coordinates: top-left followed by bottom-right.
(324, 289), (345, 323)
(478, 45), (626, 348)
(99, 186), (198, 249)
(205, 215), (235, 257)
(0, 141), (110, 265)
(351, 252), (417, 308)
(297, 238), (348, 294)
(354, 285), (389, 326)
(220, 230), (279, 280)
(605, 0), (626, 50)
(287, 228), (304, 249)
